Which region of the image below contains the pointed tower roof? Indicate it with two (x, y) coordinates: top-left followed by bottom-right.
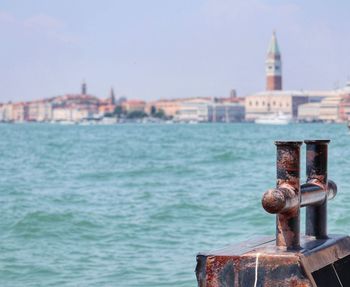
(81, 80), (87, 95)
(110, 87), (116, 104)
(268, 31), (280, 55)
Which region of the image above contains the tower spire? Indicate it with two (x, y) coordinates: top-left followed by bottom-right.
(268, 31), (280, 55)
(266, 31), (282, 91)
(81, 80), (87, 95)
(110, 87), (116, 105)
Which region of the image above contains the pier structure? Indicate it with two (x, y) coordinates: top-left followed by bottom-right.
(196, 140), (350, 287)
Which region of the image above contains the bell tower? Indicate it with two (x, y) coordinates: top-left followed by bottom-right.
(81, 80), (87, 95)
(266, 31), (282, 91)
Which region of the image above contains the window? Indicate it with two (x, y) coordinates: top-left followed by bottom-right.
(249, 101), (252, 106)
(262, 101), (265, 106)
(256, 101), (259, 106)
(273, 101), (276, 106)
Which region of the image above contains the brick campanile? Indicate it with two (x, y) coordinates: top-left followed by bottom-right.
(266, 31), (282, 91)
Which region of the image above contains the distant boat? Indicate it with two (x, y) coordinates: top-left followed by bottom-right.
(255, 112), (291, 125)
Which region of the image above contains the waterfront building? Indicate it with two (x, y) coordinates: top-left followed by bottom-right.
(27, 100), (53, 122)
(122, 100), (146, 113)
(266, 31), (282, 91)
(339, 95), (350, 121)
(175, 98), (245, 123)
(297, 103), (321, 122)
(98, 88), (116, 115)
(208, 102), (245, 122)
(245, 91), (308, 121)
(146, 98), (200, 117)
(0, 103), (14, 122)
(318, 95), (342, 122)
(245, 90), (340, 121)
(313, 84), (350, 122)
(145, 100), (182, 117)
(52, 106), (93, 122)
(175, 98), (211, 122)
(52, 107), (72, 122)
(12, 102), (27, 122)
(51, 84), (100, 122)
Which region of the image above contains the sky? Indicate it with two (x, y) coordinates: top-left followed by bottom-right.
(1, 0), (350, 102)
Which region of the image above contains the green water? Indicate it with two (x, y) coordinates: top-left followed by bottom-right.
(1, 123), (349, 286)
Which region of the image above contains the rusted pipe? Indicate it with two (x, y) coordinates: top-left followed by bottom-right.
(305, 140), (330, 239)
(262, 179), (337, 213)
(301, 179), (337, 207)
(274, 141), (302, 250)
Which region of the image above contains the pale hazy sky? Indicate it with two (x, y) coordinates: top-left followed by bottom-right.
(1, 0), (350, 102)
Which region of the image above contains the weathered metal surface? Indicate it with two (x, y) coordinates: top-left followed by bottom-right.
(274, 141), (302, 250)
(300, 180), (337, 207)
(196, 139), (349, 287)
(196, 235), (350, 286)
(263, 180), (337, 213)
(300, 235), (350, 274)
(197, 252), (311, 287)
(304, 140), (329, 239)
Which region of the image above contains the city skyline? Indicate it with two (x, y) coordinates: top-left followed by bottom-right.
(1, 0), (350, 102)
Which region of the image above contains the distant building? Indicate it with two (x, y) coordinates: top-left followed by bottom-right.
(298, 103), (321, 122)
(175, 98), (211, 122)
(122, 100), (146, 113)
(175, 98), (245, 122)
(319, 95), (342, 122)
(245, 91), (309, 120)
(0, 103), (14, 122)
(266, 31), (282, 91)
(51, 83), (100, 122)
(245, 32), (341, 121)
(208, 102), (245, 122)
(27, 100), (52, 122)
(145, 100), (182, 117)
(81, 81), (87, 95)
(12, 102), (27, 122)
(0, 83), (122, 123)
(99, 88), (116, 115)
(339, 94), (350, 121)
(145, 98), (209, 118)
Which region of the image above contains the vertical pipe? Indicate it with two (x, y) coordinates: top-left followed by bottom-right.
(304, 140), (330, 239)
(275, 141), (302, 250)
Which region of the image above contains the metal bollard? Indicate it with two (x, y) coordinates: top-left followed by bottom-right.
(262, 140), (338, 247)
(196, 139), (350, 287)
(262, 141), (302, 250)
(304, 140), (331, 239)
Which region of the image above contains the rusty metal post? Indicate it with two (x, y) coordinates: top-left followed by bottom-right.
(197, 139), (350, 287)
(305, 140), (330, 239)
(275, 141), (302, 250)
